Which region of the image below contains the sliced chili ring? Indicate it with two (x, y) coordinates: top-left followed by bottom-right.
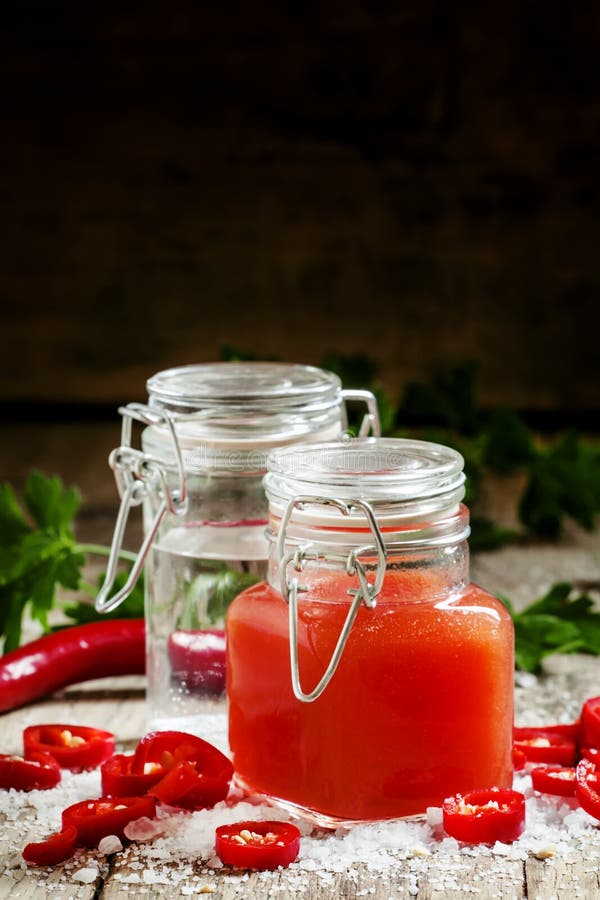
(149, 760), (202, 808)
(581, 698), (600, 750)
(24, 724), (115, 771)
(533, 721), (581, 742)
(22, 826), (77, 866)
(0, 752), (61, 791)
(22, 825), (77, 866)
(442, 788), (526, 844)
(62, 795), (156, 847)
(513, 726), (577, 766)
(101, 753), (164, 797)
(215, 820), (301, 870)
(575, 758), (600, 820)
(512, 747), (527, 771)
(132, 731), (233, 810)
(531, 765), (576, 797)
(581, 746), (600, 764)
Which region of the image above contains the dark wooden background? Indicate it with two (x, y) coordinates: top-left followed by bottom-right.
(1, 2), (599, 509)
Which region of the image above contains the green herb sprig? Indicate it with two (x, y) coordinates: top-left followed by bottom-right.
(0, 472), (142, 652)
(320, 354), (600, 548)
(221, 347), (600, 547)
(499, 582), (600, 673)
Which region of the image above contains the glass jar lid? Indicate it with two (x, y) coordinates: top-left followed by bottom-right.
(265, 438), (468, 543)
(143, 363), (346, 471)
(147, 363), (341, 414)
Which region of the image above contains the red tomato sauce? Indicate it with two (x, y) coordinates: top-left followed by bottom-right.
(227, 569), (514, 823)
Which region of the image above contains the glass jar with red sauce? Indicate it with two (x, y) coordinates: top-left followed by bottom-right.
(226, 438), (514, 825)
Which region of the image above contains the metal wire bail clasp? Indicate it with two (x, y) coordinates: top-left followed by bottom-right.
(95, 403), (188, 614)
(278, 495), (387, 703)
(340, 389), (381, 437)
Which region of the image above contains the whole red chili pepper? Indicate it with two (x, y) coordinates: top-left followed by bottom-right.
(167, 629), (226, 697)
(0, 620), (145, 713)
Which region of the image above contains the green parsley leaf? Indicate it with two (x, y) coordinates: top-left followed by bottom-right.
(481, 409), (535, 474)
(61, 569), (145, 626)
(179, 564), (260, 630)
(23, 471), (81, 534)
(516, 581), (572, 616)
(0, 473), (86, 652)
(501, 582), (600, 672)
(520, 434), (600, 538)
(401, 361), (480, 435)
(0, 483), (31, 545)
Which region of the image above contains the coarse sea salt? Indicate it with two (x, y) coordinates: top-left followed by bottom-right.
(3, 676), (600, 897)
(3, 768), (599, 894)
(98, 835), (123, 855)
(72, 865), (99, 884)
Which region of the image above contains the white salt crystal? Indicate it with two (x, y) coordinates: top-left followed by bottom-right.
(142, 869), (161, 884)
(438, 837), (459, 854)
(97, 835), (123, 855)
(514, 671), (538, 688)
(72, 867), (98, 884)
(124, 816), (167, 842)
(426, 806), (443, 827)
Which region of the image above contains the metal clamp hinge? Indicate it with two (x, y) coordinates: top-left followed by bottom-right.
(340, 389), (381, 437)
(95, 403), (188, 614)
(278, 495), (387, 703)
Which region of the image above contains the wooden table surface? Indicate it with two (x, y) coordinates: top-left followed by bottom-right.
(1, 535), (599, 899)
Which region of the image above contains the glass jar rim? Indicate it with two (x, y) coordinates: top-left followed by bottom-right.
(146, 362), (342, 414)
(265, 438), (468, 548)
(265, 437), (465, 504)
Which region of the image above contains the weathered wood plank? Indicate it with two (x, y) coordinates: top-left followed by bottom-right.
(416, 855), (525, 898)
(0, 866), (100, 900)
(105, 851), (428, 899)
(0, 814), (103, 900)
(1, 679), (147, 754)
(525, 855), (600, 900)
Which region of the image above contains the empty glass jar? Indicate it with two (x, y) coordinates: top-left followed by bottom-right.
(95, 362), (379, 743)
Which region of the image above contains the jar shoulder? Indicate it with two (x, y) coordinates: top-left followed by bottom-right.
(456, 582), (513, 622)
(228, 576), (512, 620)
